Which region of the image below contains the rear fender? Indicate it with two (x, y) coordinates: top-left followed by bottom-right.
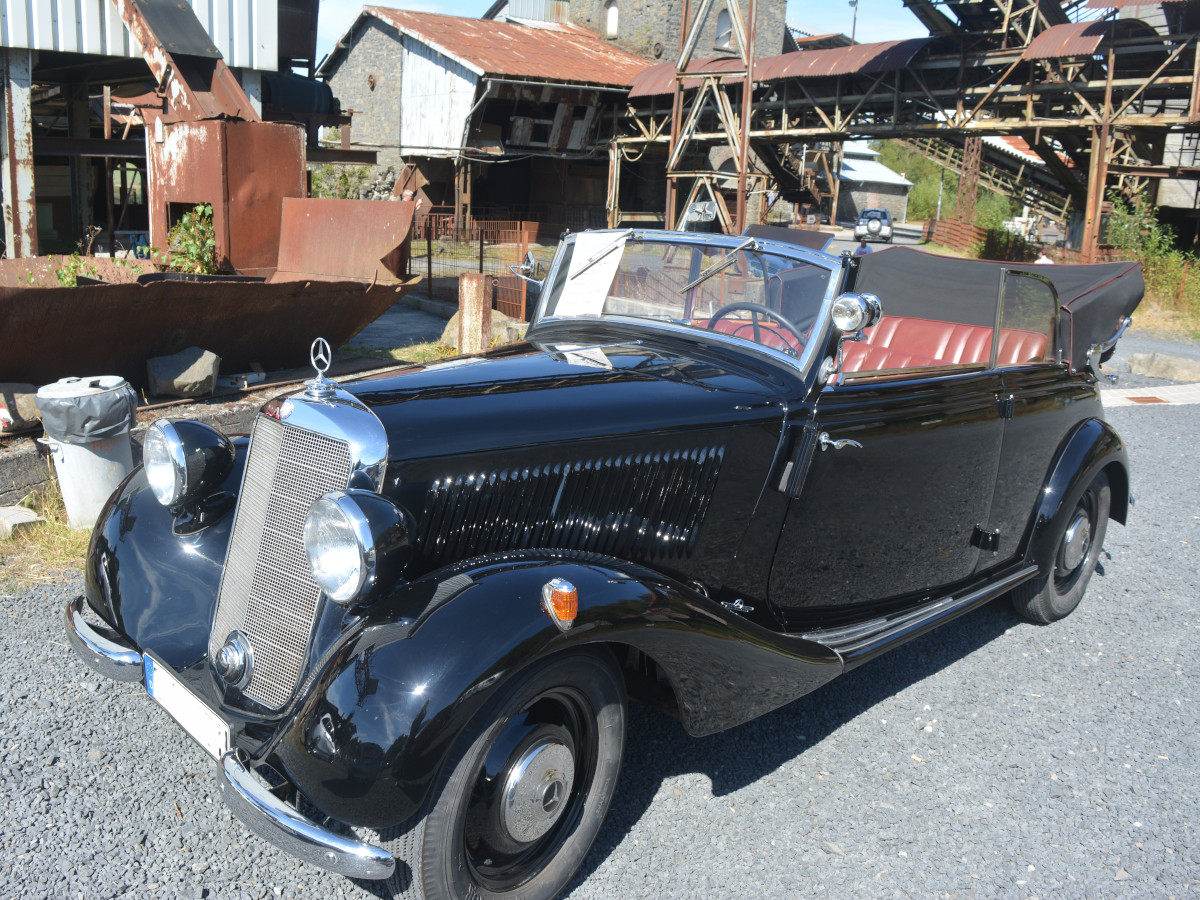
(1024, 418), (1129, 578)
(273, 553), (841, 830)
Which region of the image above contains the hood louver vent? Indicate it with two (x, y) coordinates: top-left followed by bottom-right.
(419, 447), (724, 564)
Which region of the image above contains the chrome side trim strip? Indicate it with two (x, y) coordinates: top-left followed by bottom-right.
(65, 595), (144, 682)
(218, 750), (395, 881)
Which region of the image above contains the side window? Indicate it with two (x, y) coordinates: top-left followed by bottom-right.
(998, 272), (1056, 366)
(605, 0), (619, 37)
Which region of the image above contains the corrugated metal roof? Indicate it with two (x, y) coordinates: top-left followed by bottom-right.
(628, 58), (745, 98)
(0, 0), (278, 70)
(755, 38), (933, 80)
(982, 134), (1045, 166)
(1085, 0), (1187, 7)
(840, 157), (912, 187)
(627, 38), (934, 98)
(360, 7), (651, 86)
(1022, 21), (1109, 60)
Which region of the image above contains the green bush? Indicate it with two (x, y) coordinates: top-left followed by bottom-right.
(1108, 192), (1200, 331)
(166, 203), (218, 274)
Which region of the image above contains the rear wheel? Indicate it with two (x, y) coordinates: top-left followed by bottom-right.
(1012, 471), (1110, 623)
(380, 650), (626, 900)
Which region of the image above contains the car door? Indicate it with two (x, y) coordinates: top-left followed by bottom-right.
(983, 270), (1094, 567)
(768, 369), (1005, 627)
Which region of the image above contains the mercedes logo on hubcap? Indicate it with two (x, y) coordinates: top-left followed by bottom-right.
(541, 779), (564, 814)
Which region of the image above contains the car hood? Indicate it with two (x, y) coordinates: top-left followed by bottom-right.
(345, 334), (787, 464)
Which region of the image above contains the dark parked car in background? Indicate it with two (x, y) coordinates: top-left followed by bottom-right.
(67, 227), (1142, 899)
(855, 208), (894, 242)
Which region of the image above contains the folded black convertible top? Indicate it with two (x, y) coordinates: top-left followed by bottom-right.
(851, 247), (1144, 373)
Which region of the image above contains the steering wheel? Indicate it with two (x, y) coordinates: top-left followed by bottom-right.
(705, 302), (807, 353)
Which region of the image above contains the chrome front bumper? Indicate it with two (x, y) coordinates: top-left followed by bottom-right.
(65, 595), (144, 681)
(64, 595), (395, 882)
(219, 751), (395, 880)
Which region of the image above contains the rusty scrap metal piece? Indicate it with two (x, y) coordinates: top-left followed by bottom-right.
(0, 278), (412, 388)
(145, 121), (306, 275)
(274, 199), (415, 284)
(107, 0), (261, 122)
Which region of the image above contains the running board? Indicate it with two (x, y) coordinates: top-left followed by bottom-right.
(797, 566), (1038, 669)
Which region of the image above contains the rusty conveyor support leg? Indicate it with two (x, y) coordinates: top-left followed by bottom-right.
(1, 48), (38, 259)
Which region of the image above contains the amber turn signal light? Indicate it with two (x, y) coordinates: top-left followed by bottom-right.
(541, 578), (578, 631)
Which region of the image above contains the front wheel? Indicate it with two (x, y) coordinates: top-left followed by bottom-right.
(1012, 471), (1111, 623)
(383, 649), (626, 900)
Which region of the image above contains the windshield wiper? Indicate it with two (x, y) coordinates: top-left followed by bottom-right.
(569, 229), (634, 280)
(678, 237), (757, 293)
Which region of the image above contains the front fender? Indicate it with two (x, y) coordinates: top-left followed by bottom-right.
(1024, 417), (1129, 577)
(82, 438), (248, 668)
(273, 553), (841, 829)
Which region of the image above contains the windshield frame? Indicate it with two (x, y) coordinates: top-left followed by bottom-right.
(529, 229), (844, 379)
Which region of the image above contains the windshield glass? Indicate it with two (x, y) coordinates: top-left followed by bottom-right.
(538, 232), (837, 361)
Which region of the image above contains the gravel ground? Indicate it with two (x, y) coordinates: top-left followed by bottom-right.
(2, 378), (1196, 899)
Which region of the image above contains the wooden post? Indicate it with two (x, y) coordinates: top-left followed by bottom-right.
(458, 272), (492, 354)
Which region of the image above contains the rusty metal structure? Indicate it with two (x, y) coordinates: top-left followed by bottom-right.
(615, 0), (1200, 258)
(0, 0), (363, 262)
(955, 135), (982, 224)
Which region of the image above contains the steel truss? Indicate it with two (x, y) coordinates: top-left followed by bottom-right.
(613, 0), (1200, 259)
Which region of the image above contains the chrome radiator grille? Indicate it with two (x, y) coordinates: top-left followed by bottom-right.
(210, 415), (353, 710)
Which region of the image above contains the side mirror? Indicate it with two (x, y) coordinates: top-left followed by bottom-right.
(830, 292), (882, 335)
(509, 250), (541, 284)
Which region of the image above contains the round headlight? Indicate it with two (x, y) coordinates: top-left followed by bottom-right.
(143, 421), (187, 506)
(142, 418), (234, 508)
(304, 494), (375, 604)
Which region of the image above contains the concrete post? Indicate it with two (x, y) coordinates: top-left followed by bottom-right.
(1, 49), (38, 258)
(458, 272), (492, 354)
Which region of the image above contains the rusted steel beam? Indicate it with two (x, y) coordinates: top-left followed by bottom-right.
(1080, 123), (1111, 263)
(1, 49), (37, 259)
(32, 137), (147, 160)
(107, 0), (261, 123)
(736, 0), (756, 233)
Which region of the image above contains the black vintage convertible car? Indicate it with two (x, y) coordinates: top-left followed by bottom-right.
(67, 227), (1142, 899)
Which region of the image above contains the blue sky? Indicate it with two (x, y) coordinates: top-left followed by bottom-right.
(314, 0), (930, 64)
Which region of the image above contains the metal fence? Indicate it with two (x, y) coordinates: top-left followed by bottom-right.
(409, 218), (537, 320)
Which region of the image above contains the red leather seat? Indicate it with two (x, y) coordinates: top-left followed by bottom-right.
(862, 316), (1048, 367)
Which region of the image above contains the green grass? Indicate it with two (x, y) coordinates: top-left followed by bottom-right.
(0, 482), (90, 593)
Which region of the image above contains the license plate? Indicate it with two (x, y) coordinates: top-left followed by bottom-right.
(144, 654), (230, 760)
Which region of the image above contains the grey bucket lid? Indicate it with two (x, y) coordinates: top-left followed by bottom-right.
(35, 376), (137, 444)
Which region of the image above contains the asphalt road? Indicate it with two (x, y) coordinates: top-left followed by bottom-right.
(2, 338), (1197, 900)
(826, 222), (927, 257)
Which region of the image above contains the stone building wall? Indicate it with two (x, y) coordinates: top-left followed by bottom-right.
(570, 0), (788, 62)
(323, 19), (406, 169)
(836, 184), (909, 225)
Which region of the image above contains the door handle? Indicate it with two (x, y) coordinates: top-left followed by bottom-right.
(819, 432), (862, 451)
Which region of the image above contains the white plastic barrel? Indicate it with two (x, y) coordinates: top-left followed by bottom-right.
(35, 376), (135, 530)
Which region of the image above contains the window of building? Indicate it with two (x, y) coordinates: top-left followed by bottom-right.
(714, 9), (733, 50)
(605, 0), (619, 37)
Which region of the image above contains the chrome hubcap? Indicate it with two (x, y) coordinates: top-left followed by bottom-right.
(1060, 510), (1092, 574)
(499, 740), (575, 843)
